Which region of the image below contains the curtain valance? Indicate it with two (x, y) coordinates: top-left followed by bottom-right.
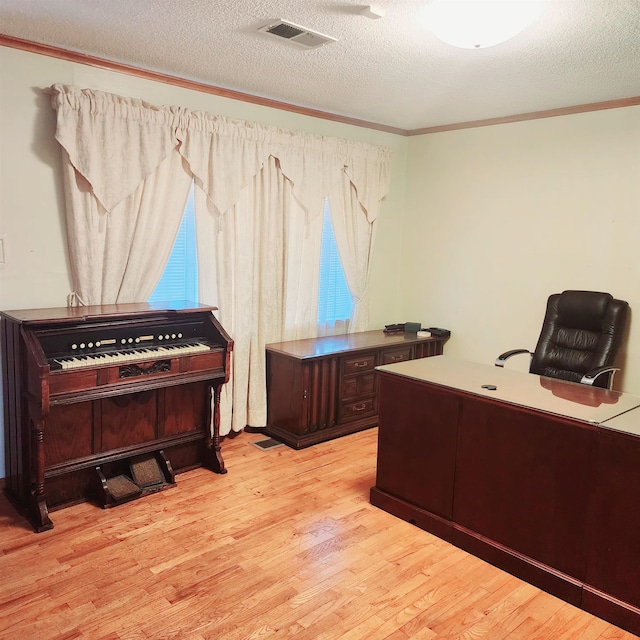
(47, 84), (391, 221)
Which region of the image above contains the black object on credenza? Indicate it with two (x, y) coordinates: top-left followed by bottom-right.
(383, 323), (451, 338)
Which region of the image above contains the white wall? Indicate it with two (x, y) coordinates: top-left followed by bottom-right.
(0, 45), (409, 478)
(402, 107), (640, 393)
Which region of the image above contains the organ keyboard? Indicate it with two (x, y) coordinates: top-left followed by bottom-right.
(1, 301), (233, 532)
(52, 341), (211, 370)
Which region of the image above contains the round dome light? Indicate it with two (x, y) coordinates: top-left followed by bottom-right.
(423, 0), (541, 49)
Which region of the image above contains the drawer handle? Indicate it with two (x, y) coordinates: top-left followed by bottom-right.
(354, 361), (368, 368)
(353, 403), (367, 411)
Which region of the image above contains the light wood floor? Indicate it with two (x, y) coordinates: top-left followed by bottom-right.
(0, 429), (637, 640)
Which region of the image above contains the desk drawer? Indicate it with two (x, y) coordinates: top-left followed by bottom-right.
(342, 353), (376, 374)
(340, 397), (376, 422)
(380, 346), (413, 365)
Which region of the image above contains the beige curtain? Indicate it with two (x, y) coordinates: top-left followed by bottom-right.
(195, 158), (322, 434)
(48, 83), (391, 434)
(50, 86), (192, 304)
(328, 169), (385, 332)
(60, 151), (192, 304)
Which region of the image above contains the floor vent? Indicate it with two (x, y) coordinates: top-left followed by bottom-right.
(251, 438), (285, 451)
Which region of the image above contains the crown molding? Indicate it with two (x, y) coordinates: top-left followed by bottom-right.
(0, 34), (407, 136)
(407, 96), (640, 135)
(1, 34), (639, 138)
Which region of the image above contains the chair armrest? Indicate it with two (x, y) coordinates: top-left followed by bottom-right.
(580, 366), (620, 389)
(495, 349), (532, 367)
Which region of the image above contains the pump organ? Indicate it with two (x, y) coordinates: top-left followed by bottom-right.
(1, 301), (233, 532)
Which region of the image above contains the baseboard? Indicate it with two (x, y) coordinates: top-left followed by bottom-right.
(582, 586), (640, 637)
(450, 523), (583, 607)
(369, 487), (453, 543)
(369, 488), (640, 637)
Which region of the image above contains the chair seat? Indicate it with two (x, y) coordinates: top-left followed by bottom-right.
(496, 290), (629, 389)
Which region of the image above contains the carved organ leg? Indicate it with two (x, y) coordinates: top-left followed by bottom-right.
(204, 383), (227, 474)
(29, 414), (53, 532)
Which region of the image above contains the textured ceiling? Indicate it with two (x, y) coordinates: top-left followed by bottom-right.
(1, 0), (639, 131)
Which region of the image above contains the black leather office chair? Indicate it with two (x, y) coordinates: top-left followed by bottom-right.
(495, 290), (629, 389)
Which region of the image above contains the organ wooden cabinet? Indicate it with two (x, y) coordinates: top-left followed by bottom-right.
(1, 302), (232, 532)
(265, 330), (448, 448)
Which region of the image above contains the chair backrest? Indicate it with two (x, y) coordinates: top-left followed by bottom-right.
(530, 290), (629, 387)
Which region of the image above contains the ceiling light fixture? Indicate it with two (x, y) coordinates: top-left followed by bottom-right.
(423, 0), (541, 49)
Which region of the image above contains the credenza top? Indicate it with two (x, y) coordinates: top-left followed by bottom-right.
(265, 329), (445, 359)
(377, 355), (640, 428)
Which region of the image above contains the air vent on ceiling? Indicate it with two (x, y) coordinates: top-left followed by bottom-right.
(258, 20), (337, 49)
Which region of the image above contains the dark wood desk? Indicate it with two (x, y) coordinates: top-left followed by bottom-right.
(265, 330), (448, 448)
(370, 356), (640, 636)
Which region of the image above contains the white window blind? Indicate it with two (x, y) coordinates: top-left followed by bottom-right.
(317, 199), (353, 327)
(148, 184), (198, 304)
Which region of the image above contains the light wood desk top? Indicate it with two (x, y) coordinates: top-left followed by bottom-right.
(600, 406), (640, 436)
(377, 355), (640, 426)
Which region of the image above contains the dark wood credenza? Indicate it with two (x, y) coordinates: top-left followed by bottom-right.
(370, 355), (640, 637)
(265, 330), (448, 449)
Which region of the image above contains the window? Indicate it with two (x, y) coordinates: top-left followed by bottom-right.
(150, 193), (352, 331)
(148, 184), (198, 304)
(317, 199), (353, 328)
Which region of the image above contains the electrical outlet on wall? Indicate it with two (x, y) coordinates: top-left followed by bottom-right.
(0, 236), (5, 267)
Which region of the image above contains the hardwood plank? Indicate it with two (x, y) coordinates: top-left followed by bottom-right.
(0, 429), (637, 640)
